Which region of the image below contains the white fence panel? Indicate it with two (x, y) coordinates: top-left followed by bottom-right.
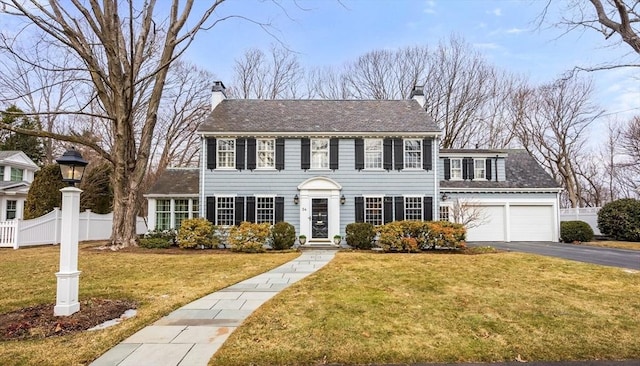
(14, 209), (61, 247)
(0, 220), (18, 249)
(560, 207), (601, 235)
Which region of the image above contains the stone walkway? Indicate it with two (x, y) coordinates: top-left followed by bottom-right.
(90, 250), (337, 366)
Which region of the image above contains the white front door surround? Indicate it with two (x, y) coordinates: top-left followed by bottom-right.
(298, 177), (342, 243)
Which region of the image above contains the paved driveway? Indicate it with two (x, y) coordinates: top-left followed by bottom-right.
(467, 241), (640, 270)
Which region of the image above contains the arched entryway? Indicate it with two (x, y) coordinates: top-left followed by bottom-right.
(297, 177), (342, 244)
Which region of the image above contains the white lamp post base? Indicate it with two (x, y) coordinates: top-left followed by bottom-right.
(54, 271), (81, 316)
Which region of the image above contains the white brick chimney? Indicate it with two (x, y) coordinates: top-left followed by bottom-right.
(410, 85), (426, 108)
(211, 81), (226, 111)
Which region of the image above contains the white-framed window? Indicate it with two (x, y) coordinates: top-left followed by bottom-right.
(311, 138), (329, 169)
(174, 199), (189, 228)
(10, 168), (23, 181)
(404, 197), (423, 221)
(364, 139), (383, 169)
(192, 199), (200, 219)
(474, 158), (486, 180)
(217, 139), (235, 168)
(450, 158), (463, 180)
(216, 196), (235, 226)
(0, 166), (4, 181)
(6, 200), (17, 220)
(156, 199), (171, 230)
(364, 196), (383, 226)
(257, 139), (275, 169)
(404, 139), (422, 169)
(439, 205), (451, 222)
(256, 196), (275, 224)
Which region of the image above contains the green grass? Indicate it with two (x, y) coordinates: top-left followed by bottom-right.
(0, 244), (299, 366)
(211, 252), (640, 365)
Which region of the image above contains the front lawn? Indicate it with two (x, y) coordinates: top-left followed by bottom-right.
(212, 252), (640, 365)
(0, 244), (298, 366)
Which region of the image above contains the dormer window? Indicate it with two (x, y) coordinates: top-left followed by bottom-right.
(450, 158), (463, 180)
(10, 168), (23, 181)
(474, 159), (486, 180)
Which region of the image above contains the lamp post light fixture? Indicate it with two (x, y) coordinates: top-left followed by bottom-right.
(54, 147), (88, 316)
(293, 194), (299, 205)
(340, 195), (346, 205)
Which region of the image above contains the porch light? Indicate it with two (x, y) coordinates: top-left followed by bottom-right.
(56, 147), (88, 187)
(441, 193), (448, 201)
(340, 195), (346, 205)
(294, 194), (299, 204)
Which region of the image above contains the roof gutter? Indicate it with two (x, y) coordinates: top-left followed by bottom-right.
(441, 187), (563, 193)
(197, 131), (442, 138)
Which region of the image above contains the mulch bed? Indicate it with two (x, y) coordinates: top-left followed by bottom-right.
(0, 298), (136, 341)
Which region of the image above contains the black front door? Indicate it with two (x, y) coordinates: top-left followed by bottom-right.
(311, 198), (329, 239)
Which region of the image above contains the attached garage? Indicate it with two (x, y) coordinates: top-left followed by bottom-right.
(466, 205), (505, 241)
(509, 205), (554, 241)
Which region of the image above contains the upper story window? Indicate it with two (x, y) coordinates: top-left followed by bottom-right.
(311, 138), (329, 169)
(217, 139), (235, 168)
(474, 158), (486, 180)
(450, 158), (463, 180)
(10, 168), (23, 181)
(257, 139), (275, 169)
(364, 139), (383, 169)
(404, 139), (422, 169)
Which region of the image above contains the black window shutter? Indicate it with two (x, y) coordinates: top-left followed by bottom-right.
(423, 138), (432, 171)
(424, 197), (433, 221)
(394, 196), (404, 221)
(275, 197), (285, 223)
(486, 159), (492, 180)
(466, 157), (474, 180)
(276, 138), (285, 170)
(234, 196), (245, 225)
(444, 158), (451, 180)
(354, 138), (364, 170)
(383, 138), (393, 170)
(246, 196), (256, 223)
(206, 196), (216, 224)
(330, 138), (339, 170)
(393, 138), (403, 170)
(383, 196), (393, 224)
(355, 196), (364, 222)
(462, 158), (469, 180)
(236, 138), (246, 170)
(246, 138), (256, 170)
(301, 138), (310, 170)
(206, 138), (216, 170)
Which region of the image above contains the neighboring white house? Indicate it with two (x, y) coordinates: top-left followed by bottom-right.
(0, 151), (39, 221)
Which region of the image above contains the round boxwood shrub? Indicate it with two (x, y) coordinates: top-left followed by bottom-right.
(177, 218), (218, 249)
(270, 221), (296, 250)
(345, 222), (375, 249)
(560, 220), (594, 243)
(597, 199), (640, 242)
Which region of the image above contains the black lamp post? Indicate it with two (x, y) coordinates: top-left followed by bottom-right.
(56, 147), (88, 186)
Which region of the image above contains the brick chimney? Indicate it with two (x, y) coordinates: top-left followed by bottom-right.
(410, 85), (425, 108)
(211, 81), (226, 111)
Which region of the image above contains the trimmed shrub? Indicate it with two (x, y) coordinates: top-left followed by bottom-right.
(425, 221), (466, 249)
(142, 228), (177, 247)
(377, 220), (466, 252)
(176, 218), (218, 249)
(345, 222), (375, 249)
(228, 222), (271, 252)
(139, 237), (173, 249)
(598, 199), (640, 242)
(560, 220), (594, 243)
(270, 222), (296, 250)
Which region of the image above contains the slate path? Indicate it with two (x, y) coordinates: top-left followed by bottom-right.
(90, 250), (337, 366)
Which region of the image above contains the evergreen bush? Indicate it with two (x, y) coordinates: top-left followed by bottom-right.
(597, 199), (640, 242)
(228, 222), (270, 252)
(345, 222), (375, 249)
(560, 220), (594, 243)
(270, 222), (296, 250)
(176, 218), (217, 249)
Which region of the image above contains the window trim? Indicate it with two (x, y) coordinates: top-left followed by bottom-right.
(473, 158), (486, 180)
(450, 158), (463, 180)
(255, 195), (276, 225)
(363, 195), (384, 226)
(257, 138), (276, 170)
(403, 195), (423, 221)
(403, 139), (422, 170)
(364, 139), (384, 170)
(310, 138), (330, 170)
(155, 199), (171, 230)
(10, 167), (23, 181)
(216, 138), (236, 169)
(215, 195), (236, 226)
(439, 204), (452, 222)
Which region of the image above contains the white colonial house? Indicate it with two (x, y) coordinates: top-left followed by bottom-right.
(145, 82), (562, 243)
(0, 151), (39, 221)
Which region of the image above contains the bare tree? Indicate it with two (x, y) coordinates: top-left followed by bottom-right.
(448, 199), (488, 229)
(306, 66), (351, 99)
(510, 77), (603, 208)
(621, 115), (640, 194)
(0, 0), (274, 248)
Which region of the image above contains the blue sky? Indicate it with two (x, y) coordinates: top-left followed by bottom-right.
(185, 0), (639, 124)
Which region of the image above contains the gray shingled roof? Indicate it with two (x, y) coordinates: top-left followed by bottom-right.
(199, 99), (440, 134)
(146, 168), (199, 196)
(440, 149), (560, 190)
(0, 151), (21, 160)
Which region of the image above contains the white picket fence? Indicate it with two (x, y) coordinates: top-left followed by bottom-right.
(559, 207), (601, 235)
(0, 208), (148, 249)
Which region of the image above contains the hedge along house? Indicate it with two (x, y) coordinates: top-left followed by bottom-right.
(197, 81), (441, 245)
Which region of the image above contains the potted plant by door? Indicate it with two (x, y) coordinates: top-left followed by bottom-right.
(333, 234), (342, 245)
(298, 235), (307, 245)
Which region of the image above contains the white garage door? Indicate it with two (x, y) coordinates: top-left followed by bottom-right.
(466, 205), (505, 241)
(509, 205), (554, 241)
